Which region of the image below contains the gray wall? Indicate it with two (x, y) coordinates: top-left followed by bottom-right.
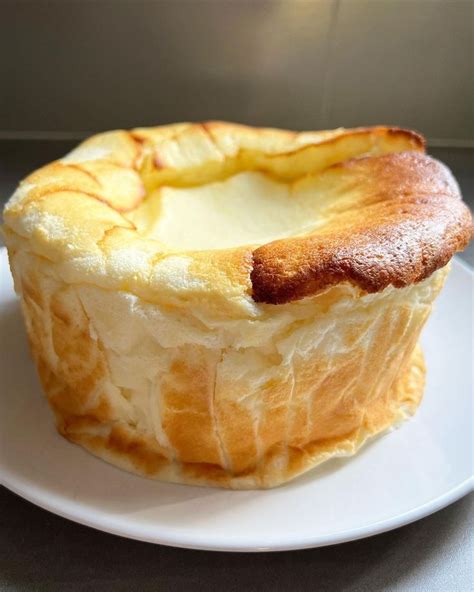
(0, 0), (472, 143)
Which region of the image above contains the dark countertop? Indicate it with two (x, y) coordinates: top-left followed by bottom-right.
(0, 487), (472, 592)
(1, 140), (473, 591)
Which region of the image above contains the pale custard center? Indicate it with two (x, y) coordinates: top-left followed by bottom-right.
(128, 171), (331, 251)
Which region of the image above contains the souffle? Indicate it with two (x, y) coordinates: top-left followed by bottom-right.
(3, 123), (472, 489)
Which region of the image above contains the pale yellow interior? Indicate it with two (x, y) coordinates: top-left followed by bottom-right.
(127, 171), (336, 251)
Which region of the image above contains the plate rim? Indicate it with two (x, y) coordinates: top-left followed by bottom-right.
(1, 471), (472, 552)
(1, 250), (473, 552)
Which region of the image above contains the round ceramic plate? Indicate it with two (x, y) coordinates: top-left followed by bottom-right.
(0, 248), (472, 552)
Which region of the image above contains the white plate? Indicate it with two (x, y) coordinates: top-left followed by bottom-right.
(0, 248), (472, 552)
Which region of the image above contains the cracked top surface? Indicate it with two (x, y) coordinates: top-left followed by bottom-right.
(3, 121), (472, 307)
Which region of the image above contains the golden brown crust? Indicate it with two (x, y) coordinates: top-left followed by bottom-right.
(3, 122), (471, 309)
(251, 152), (473, 303)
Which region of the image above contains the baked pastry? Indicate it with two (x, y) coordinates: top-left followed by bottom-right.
(3, 122), (472, 489)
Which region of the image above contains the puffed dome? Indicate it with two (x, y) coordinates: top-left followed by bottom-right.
(4, 122), (470, 310)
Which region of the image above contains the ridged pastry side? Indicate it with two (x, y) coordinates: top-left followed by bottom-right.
(7, 245), (447, 489)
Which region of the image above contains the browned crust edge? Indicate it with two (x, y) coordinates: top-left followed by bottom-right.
(6, 122), (472, 305)
(251, 152), (473, 304)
